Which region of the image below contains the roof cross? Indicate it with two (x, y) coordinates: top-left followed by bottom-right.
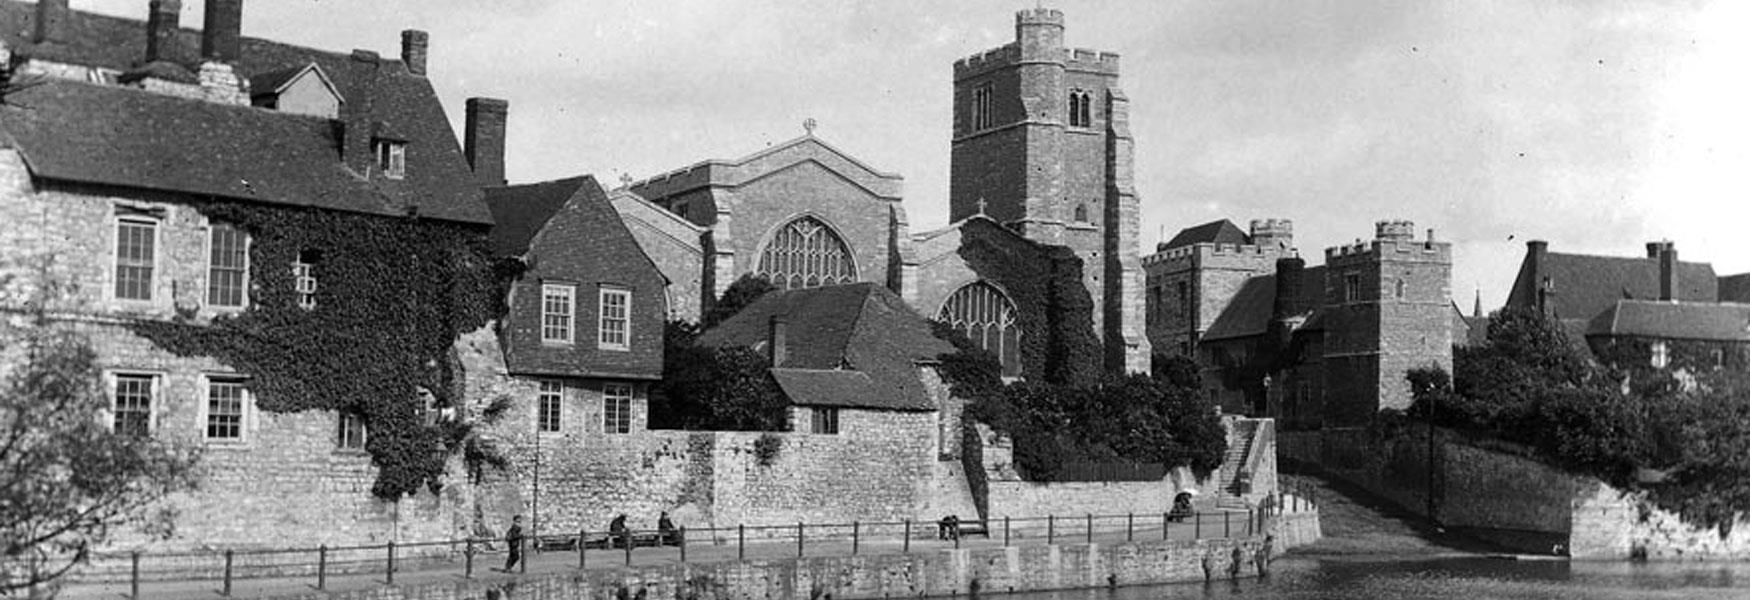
(976, 197), (987, 215)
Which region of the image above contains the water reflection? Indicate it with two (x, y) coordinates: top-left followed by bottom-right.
(991, 556), (1750, 600)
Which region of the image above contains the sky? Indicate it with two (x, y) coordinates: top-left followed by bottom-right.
(75, 0), (1750, 308)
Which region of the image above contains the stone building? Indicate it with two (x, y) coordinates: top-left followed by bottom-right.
(613, 8), (1151, 379)
(0, 0), (494, 548)
(1144, 220), (1453, 428)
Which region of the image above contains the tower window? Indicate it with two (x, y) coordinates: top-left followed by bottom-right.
(1176, 281), (1190, 322)
(1073, 202), (1089, 223)
(1343, 273), (1362, 303)
(971, 84), (994, 131)
(1068, 90), (1092, 127)
(1395, 279), (1406, 300)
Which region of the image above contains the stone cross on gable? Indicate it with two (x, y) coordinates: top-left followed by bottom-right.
(976, 197), (987, 215)
(619, 173), (633, 186)
(803, 118), (817, 135)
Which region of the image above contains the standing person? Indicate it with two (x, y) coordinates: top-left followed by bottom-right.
(503, 515), (525, 572)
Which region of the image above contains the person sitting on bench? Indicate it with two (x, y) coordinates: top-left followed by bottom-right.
(609, 513), (629, 548)
(657, 511), (680, 545)
(937, 514), (961, 541)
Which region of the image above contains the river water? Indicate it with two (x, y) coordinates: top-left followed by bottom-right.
(993, 555), (1750, 600)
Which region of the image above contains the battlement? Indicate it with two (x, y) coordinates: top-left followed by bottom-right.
(1325, 238), (1451, 264)
(1248, 218), (1293, 249)
(1375, 220), (1415, 241)
(953, 43), (1022, 79)
(1142, 241), (1287, 269)
(1016, 7), (1065, 27)
(1065, 47), (1121, 73)
(625, 159), (723, 198)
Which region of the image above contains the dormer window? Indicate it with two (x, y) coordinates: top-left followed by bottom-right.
(375, 140), (406, 179)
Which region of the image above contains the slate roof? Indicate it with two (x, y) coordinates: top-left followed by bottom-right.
(1506, 251), (1717, 321)
(1587, 300), (1750, 343)
(1161, 219), (1249, 251)
(1720, 273), (1750, 303)
(698, 283), (952, 411)
(1203, 276), (1275, 341)
(482, 176), (597, 256)
(0, 2), (490, 225)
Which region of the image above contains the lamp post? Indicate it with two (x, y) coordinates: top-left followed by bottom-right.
(533, 411), (542, 548)
(1425, 383), (1438, 526)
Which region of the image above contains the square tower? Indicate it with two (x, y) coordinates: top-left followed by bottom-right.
(950, 8), (1149, 373)
(1320, 221), (1453, 425)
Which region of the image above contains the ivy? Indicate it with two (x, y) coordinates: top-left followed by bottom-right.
(130, 201), (511, 500)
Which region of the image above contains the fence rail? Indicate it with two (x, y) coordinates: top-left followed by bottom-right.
(66, 485), (1316, 599)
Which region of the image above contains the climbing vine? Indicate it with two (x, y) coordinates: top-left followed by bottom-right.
(131, 201), (515, 500)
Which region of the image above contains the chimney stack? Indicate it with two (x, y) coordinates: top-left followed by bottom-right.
(35, 0), (69, 45)
(1526, 240), (1550, 314)
(200, 0), (242, 63)
(1656, 241), (1678, 302)
(768, 317), (788, 367)
(464, 97), (509, 187)
(400, 29), (428, 77)
(145, 0), (183, 64)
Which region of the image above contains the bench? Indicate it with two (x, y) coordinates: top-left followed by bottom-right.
(957, 520), (991, 538)
(534, 530), (683, 552)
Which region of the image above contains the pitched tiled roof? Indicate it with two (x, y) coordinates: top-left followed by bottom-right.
(1587, 300), (1750, 343)
(482, 176), (595, 256)
(1161, 219), (1249, 251)
(698, 282), (951, 411)
(1203, 276), (1275, 341)
(0, 2), (490, 225)
(1720, 273), (1750, 303)
(1507, 251), (1717, 321)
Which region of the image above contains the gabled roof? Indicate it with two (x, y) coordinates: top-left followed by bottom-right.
(698, 282), (952, 410)
(1161, 219), (1249, 251)
(1587, 300), (1750, 343)
(626, 134), (903, 202)
(1720, 273), (1750, 304)
(483, 176), (596, 256)
(1203, 276), (1275, 342)
(249, 62), (343, 104)
(0, 2), (490, 225)
(1506, 250), (1717, 321)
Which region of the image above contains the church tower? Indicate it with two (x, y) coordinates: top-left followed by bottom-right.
(950, 8), (1150, 373)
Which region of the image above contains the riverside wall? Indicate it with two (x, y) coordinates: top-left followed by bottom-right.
(261, 511), (1320, 600)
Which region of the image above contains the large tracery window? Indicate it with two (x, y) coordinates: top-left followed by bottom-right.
(938, 282), (1022, 378)
(756, 217), (858, 290)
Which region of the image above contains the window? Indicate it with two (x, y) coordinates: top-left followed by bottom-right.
(375, 140), (406, 179)
(1343, 273), (1362, 303)
(115, 219), (157, 300)
(811, 407), (840, 435)
(756, 217), (858, 290)
(1394, 279), (1406, 300)
(112, 374), (154, 438)
(537, 380), (562, 433)
(541, 284), (575, 344)
(1073, 202), (1089, 222)
(1650, 342), (1670, 369)
(1068, 90), (1092, 127)
(292, 250), (319, 310)
(205, 378), (247, 441)
(602, 384), (632, 434)
(971, 84), (994, 130)
(1176, 281), (1191, 322)
(598, 287), (630, 350)
(208, 224), (249, 308)
(1713, 348), (1726, 369)
(938, 281), (1022, 378)
(337, 411), (367, 450)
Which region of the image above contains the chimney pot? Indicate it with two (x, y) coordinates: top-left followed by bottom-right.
(145, 0), (184, 64)
(400, 29), (429, 76)
(200, 0), (242, 63)
(35, 0), (69, 45)
(769, 317), (789, 367)
(464, 97), (509, 187)
(1659, 243), (1678, 302)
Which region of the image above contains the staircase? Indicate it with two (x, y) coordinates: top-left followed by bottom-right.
(1213, 420), (1258, 510)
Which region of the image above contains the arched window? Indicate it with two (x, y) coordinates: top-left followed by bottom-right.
(1073, 202), (1089, 222)
(1395, 279), (1406, 300)
(1068, 90), (1093, 127)
(756, 216), (858, 290)
(938, 282), (1022, 377)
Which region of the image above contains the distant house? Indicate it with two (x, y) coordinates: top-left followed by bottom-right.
(696, 282), (957, 437)
(1586, 300), (1750, 374)
(483, 174), (668, 436)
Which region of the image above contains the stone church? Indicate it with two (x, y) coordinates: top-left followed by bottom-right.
(615, 8), (1150, 377)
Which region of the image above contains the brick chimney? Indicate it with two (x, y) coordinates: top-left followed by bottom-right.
(400, 29), (428, 77)
(145, 0), (183, 64)
(200, 0), (241, 63)
(35, 0), (69, 45)
(340, 50), (381, 176)
(1526, 240), (1550, 314)
(768, 316), (788, 367)
(1652, 241), (1678, 301)
(464, 97), (509, 187)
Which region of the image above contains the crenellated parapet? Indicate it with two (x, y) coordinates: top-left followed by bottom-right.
(1143, 241), (1289, 272)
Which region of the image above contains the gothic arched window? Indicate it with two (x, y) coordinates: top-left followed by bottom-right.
(938, 282), (1022, 377)
(756, 216), (858, 290)
(1073, 202), (1089, 222)
(1068, 90), (1093, 127)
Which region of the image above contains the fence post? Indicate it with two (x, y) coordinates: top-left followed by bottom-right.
(797, 522), (805, 558)
(387, 541), (397, 585)
(319, 545), (329, 588)
(1162, 513), (1169, 540)
(903, 520), (911, 553)
(1126, 514), (1133, 542)
(222, 549), (234, 597)
(679, 527), (688, 564)
(130, 551), (140, 600)
(1086, 514), (1093, 544)
(1003, 517), (1010, 547)
(1047, 516), (1055, 545)
(578, 528), (587, 569)
(852, 522), (860, 555)
(738, 525), (745, 560)
(624, 529), (633, 566)
(463, 540), (473, 579)
(954, 523), (961, 550)
(1224, 512), (1230, 538)
(1195, 512), (1202, 540)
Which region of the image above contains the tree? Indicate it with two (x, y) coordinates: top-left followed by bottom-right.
(701, 274), (778, 330)
(0, 286), (198, 595)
